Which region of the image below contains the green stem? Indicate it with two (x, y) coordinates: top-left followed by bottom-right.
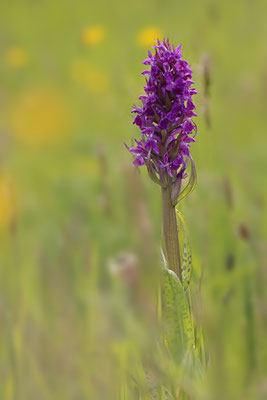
(161, 184), (181, 280)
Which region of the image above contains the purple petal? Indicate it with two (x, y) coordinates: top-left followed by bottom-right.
(133, 155), (145, 166)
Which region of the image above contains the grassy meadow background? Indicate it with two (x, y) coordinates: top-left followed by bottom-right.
(0, 0), (267, 398)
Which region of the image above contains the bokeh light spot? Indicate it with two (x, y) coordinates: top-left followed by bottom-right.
(81, 25), (106, 46)
(5, 47), (29, 68)
(136, 27), (163, 47)
(10, 88), (71, 147)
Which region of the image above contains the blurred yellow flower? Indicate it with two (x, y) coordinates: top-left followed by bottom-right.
(10, 88), (70, 146)
(136, 27), (163, 47)
(70, 59), (109, 94)
(81, 26), (105, 45)
(5, 47), (29, 68)
(0, 173), (16, 228)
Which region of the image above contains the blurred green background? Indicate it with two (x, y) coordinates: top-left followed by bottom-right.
(0, 0), (267, 399)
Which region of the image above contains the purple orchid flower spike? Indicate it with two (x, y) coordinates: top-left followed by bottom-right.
(125, 38), (198, 279)
(126, 38), (197, 201)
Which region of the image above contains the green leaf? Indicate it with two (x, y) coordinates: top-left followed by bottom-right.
(175, 210), (192, 291)
(174, 157), (197, 206)
(162, 268), (195, 360)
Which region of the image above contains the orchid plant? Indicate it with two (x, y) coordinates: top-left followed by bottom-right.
(125, 39), (204, 398)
